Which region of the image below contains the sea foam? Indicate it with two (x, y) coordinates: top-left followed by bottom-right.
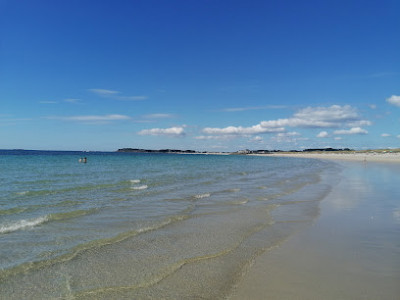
(0, 216), (48, 234)
(194, 193), (211, 199)
(131, 185), (148, 190)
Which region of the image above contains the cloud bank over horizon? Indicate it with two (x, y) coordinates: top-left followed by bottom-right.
(134, 104), (382, 150)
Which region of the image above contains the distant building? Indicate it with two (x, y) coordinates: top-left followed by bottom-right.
(237, 149), (251, 154)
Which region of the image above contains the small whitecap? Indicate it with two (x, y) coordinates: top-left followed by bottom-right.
(194, 193), (211, 199)
(233, 199), (248, 205)
(16, 191), (29, 196)
(130, 179), (141, 184)
(131, 185), (148, 190)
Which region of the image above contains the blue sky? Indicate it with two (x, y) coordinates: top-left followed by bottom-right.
(1, 0), (399, 151)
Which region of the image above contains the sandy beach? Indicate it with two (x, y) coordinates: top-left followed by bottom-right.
(252, 151), (400, 163)
(230, 157), (400, 299)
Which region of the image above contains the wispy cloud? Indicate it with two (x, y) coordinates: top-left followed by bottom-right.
(0, 117), (32, 125)
(381, 133), (391, 137)
(333, 127), (368, 135)
(64, 98), (81, 104)
(143, 113), (176, 119)
(221, 105), (286, 112)
(88, 89), (147, 101)
(138, 126), (186, 137)
(88, 89), (119, 97)
(39, 98), (82, 104)
(47, 114), (131, 122)
(386, 95), (400, 107)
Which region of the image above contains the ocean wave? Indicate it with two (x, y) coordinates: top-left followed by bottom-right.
(0, 216), (48, 234)
(0, 209), (96, 234)
(16, 191), (29, 196)
(194, 193), (211, 199)
(131, 185), (148, 190)
(233, 199), (249, 205)
(129, 179), (141, 184)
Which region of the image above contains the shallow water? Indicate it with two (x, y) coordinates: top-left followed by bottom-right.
(0, 151), (337, 299)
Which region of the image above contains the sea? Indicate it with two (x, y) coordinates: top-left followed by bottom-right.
(0, 150), (338, 299)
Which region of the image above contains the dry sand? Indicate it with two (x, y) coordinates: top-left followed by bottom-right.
(253, 152), (400, 163)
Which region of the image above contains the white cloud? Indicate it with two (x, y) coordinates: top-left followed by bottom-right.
(138, 126), (186, 137)
(386, 95), (400, 107)
(47, 114), (130, 122)
(88, 89), (147, 101)
(334, 137), (342, 140)
(333, 127), (368, 135)
(290, 105), (360, 127)
(317, 131), (329, 138)
(203, 105), (368, 137)
(381, 133), (391, 137)
(203, 124), (285, 135)
(369, 104), (377, 109)
(257, 105), (367, 129)
(200, 105), (370, 144)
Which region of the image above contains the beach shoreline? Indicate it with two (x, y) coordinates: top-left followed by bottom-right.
(251, 152), (400, 163)
(230, 159), (400, 299)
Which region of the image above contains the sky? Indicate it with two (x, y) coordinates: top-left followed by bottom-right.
(1, 0), (399, 151)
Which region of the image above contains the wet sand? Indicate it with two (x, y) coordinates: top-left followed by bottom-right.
(229, 161), (400, 300)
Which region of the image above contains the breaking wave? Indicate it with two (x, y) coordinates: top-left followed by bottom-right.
(0, 216), (48, 234)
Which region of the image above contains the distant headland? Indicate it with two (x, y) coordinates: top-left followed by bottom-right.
(117, 148), (198, 154)
(117, 147), (356, 155)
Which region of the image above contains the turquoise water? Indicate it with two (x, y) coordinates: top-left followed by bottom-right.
(0, 151), (336, 299)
